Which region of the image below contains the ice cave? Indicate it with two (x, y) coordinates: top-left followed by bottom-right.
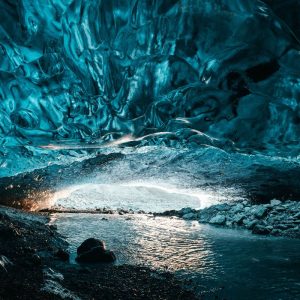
(0, 1), (299, 299)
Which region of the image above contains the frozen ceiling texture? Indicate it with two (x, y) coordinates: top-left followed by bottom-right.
(0, 0), (299, 155)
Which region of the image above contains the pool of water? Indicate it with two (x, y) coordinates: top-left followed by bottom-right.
(52, 213), (300, 300)
(38, 146), (300, 299)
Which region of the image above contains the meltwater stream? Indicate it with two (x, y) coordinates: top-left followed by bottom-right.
(1, 1), (300, 299)
(53, 214), (300, 300)
(50, 182), (300, 300)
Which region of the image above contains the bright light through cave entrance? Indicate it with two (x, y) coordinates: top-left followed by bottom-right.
(50, 182), (224, 212)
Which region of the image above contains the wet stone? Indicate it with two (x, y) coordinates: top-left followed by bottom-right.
(243, 219), (258, 230)
(231, 204), (244, 213)
(182, 213), (197, 220)
(77, 238), (105, 255)
(271, 229), (282, 236)
(215, 204), (231, 211)
(32, 254), (41, 266)
(209, 214), (226, 225)
(76, 238), (116, 264)
(293, 212), (300, 219)
(232, 214), (246, 225)
(252, 225), (271, 235)
(174, 200), (300, 238)
(55, 249), (70, 262)
(270, 199), (282, 206)
(179, 207), (193, 216)
(274, 206), (286, 212)
(252, 206), (268, 219)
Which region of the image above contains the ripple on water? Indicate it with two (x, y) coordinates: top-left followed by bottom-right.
(52, 214), (300, 300)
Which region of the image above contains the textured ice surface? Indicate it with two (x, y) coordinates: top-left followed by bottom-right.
(0, 0), (300, 194)
(1, 146), (299, 208)
(0, 0), (300, 153)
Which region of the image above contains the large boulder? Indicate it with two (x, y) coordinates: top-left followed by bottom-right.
(76, 238), (116, 263)
(77, 238), (105, 255)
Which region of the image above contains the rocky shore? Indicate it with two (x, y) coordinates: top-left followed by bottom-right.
(41, 199), (300, 239)
(0, 205), (197, 300)
(157, 200), (300, 238)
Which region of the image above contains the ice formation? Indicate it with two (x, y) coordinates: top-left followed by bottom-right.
(0, 0), (299, 151)
(0, 0), (300, 183)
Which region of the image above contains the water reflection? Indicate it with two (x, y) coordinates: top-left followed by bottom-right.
(52, 214), (217, 273)
(53, 214), (300, 299)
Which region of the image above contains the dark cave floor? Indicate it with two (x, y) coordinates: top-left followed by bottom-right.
(0, 205), (199, 300)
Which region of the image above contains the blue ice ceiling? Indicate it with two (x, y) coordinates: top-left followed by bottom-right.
(0, 0), (300, 155)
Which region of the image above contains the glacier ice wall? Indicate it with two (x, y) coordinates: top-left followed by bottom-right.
(0, 0), (300, 155)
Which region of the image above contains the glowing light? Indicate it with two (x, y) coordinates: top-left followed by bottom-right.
(121, 181), (213, 207)
(49, 181), (220, 211)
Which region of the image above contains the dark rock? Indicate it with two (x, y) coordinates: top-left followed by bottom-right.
(179, 207), (194, 217)
(252, 225), (271, 235)
(0, 206), (196, 299)
(159, 210), (178, 216)
(77, 238), (105, 255)
(49, 224), (57, 231)
(76, 249), (116, 263)
(78, 267), (92, 274)
(117, 209), (129, 215)
(0, 224), (21, 239)
(23, 247), (36, 254)
(182, 213), (197, 220)
(282, 222), (295, 229)
(55, 249), (70, 261)
(76, 238), (116, 263)
(285, 227), (300, 239)
(32, 254), (41, 265)
(271, 229), (282, 236)
(275, 224), (289, 230)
